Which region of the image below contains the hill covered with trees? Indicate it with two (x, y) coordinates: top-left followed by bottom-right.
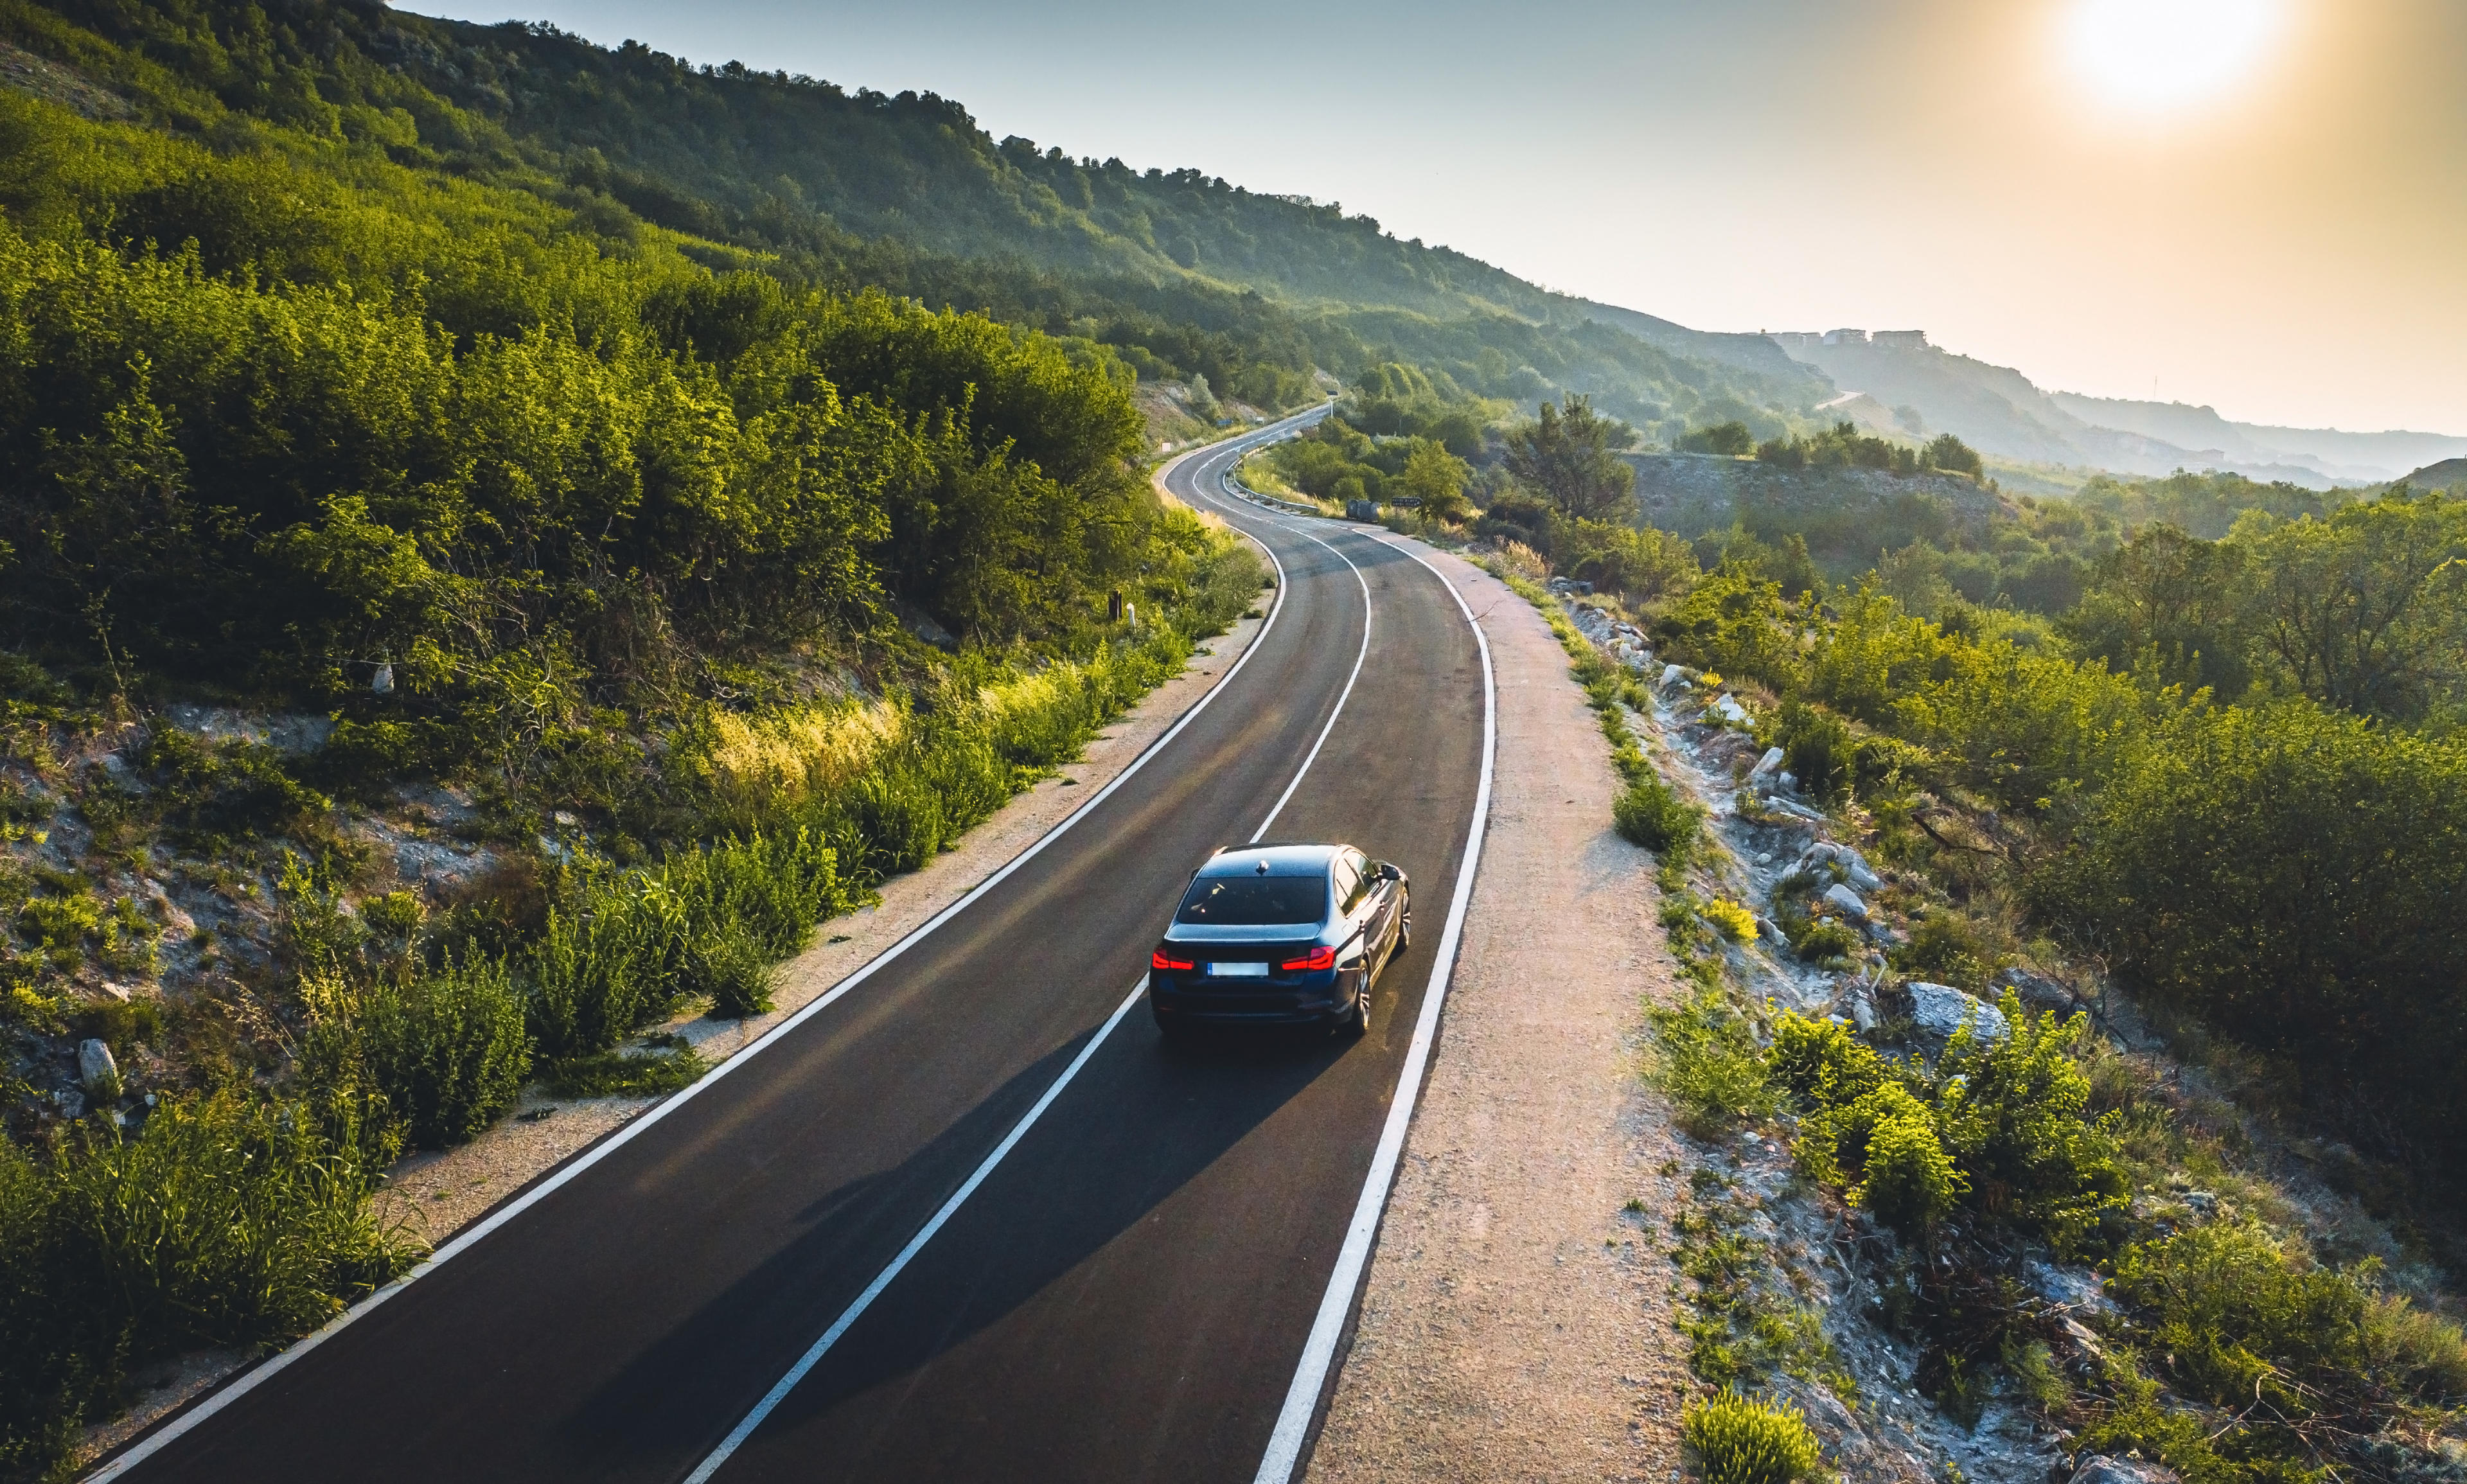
(0, 0), (1832, 441)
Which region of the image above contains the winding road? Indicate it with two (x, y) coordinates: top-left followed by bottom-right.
(95, 404), (1499, 1484)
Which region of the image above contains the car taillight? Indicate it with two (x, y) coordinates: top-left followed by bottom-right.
(1151, 949), (1195, 971)
(1278, 946), (1336, 973)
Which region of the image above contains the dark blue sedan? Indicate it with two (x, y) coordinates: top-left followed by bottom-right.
(1149, 843), (1410, 1036)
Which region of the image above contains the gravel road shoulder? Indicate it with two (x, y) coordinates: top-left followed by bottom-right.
(1304, 542), (1690, 1484)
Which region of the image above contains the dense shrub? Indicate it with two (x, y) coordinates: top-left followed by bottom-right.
(1888, 912), (2000, 993)
(1934, 996), (2128, 1251)
(0, 1092), (414, 1472)
(1681, 1389), (1825, 1484)
(1760, 698), (1927, 803)
(1860, 1106), (1967, 1237)
(1770, 1002), (2124, 1250)
(1702, 897), (1758, 942)
(1653, 568), (1808, 693)
(2112, 1224), (2370, 1411)
(1778, 1018), (1964, 1239)
(1646, 988), (1778, 1135)
(1564, 522), (1700, 604)
(341, 957), (531, 1150)
(1786, 916), (1860, 966)
(689, 927), (776, 1020)
(1765, 1012), (1888, 1108)
(1769, 699), (1852, 798)
(1614, 773), (1703, 856)
(526, 827), (849, 1061)
(2035, 700), (2467, 1160)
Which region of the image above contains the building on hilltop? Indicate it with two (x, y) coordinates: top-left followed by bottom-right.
(1773, 328), (1927, 351)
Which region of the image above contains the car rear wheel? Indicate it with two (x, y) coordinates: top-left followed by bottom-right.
(1340, 980), (1370, 1037)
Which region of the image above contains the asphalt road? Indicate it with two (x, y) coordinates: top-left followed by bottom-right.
(100, 405), (1494, 1484)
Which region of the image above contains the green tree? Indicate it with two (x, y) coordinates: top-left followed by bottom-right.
(1502, 396), (1637, 521)
(1185, 371), (1220, 423)
(21, 357), (220, 693)
(2227, 490), (2467, 721)
(1679, 421), (1754, 457)
(1396, 437), (1471, 524)
(2037, 699), (2467, 1159)
(2060, 522), (2250, 697)
(1922, 432), (1983, 477)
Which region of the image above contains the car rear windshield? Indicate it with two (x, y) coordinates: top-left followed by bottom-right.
(1174, 876), (1325, 926)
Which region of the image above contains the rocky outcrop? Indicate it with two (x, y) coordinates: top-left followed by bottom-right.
(2069, 1456), (2182, 1484)
(1796, 841), (1882, 891)
(1907, 982), (2008, 1045)
(1622, 452), (2008, 540)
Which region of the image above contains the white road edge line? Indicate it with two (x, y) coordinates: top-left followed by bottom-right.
(1250, 535), (1498, 1484)
(81, 411), (1319, 1484)
(680, 973), (1154, 1483)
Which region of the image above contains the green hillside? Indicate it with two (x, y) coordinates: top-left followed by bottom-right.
(2407, 456), (2467, 492)
(0, 0), (1830, 439)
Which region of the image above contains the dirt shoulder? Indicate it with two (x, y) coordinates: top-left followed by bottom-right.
(1304, 542), (1690, 1484)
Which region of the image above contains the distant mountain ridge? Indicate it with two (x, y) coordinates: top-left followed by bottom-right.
(2045, 393), (2467, 486)
(0, 0), (1832, 443)
(1776, 334), (2463, 487)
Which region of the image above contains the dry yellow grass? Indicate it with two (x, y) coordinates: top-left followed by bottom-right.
(700, 698), (906, 822)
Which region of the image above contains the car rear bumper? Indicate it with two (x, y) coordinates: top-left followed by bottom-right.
(1151, 972), (1348, 1025)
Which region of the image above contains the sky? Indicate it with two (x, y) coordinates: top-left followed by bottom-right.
(423, 0), (2467, 435)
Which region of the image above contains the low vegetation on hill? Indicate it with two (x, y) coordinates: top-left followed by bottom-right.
(1490, 503), (2467, 1481)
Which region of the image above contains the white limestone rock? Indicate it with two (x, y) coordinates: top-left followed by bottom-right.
(78, 1038), (121, 1100)
(1908, 981), (2009, 1045)
(2070, 1458), (2181, 1484)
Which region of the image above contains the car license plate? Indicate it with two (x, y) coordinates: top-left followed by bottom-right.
(1207, 961), (1268, 978)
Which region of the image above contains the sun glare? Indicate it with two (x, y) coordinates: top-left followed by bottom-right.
(2062, 0), (2288, 114)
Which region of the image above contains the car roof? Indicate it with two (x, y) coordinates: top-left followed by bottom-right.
(1196, 842), (1349, 878)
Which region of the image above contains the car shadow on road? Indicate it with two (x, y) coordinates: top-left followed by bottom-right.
(553, 1009), (1354, 1474)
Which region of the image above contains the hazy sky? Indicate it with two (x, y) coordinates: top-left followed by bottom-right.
(425, 0), (2467, 434)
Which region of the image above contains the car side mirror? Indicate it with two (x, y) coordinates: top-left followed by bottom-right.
(1374, 862), (1402, 882)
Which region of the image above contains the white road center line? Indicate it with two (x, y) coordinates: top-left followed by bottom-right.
(1174, 416), (1377, 845)
(681, 974), (1153, 1484)
(1249, 526), (1372, 842)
